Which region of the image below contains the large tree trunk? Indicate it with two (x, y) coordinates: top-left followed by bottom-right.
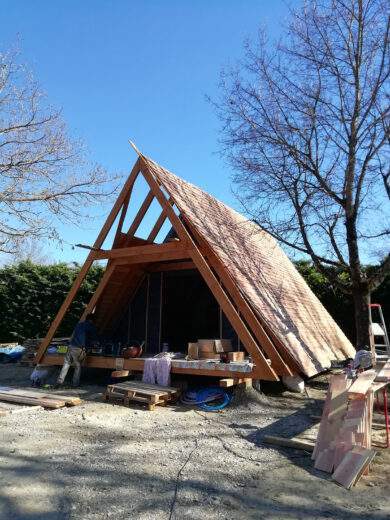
(352, 288), (371, 350)
(345, 210), (370, 350)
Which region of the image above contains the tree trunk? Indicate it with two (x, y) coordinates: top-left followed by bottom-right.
(352, 288), (371, 350)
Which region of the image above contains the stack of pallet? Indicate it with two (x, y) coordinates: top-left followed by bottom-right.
(104, 381), (179, 411)
(0, 386), (81, 410)
(313, 362), (389, 488)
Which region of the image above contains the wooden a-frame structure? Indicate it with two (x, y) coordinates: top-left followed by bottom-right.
(36, 145), (354, 381)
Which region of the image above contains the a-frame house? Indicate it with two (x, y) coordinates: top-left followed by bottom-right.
(35, 146), (355, 381)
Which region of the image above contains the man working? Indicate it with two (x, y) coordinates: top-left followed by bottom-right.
(56, 313), (98, 387)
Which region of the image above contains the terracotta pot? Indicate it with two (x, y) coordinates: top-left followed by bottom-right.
(122, 345), (143, 359)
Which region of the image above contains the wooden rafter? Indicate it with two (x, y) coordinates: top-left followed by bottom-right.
(113, 191), (131, 247)
(34, 160), (141, 364)
(126, 189), (154, 237)
(138, 156), (278, 381)
(147, 197), (173, 242)
(80, 264), (116, 320)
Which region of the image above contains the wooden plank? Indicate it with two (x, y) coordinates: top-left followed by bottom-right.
(348, 370), (377, 399)
(107, 384), (170, 398)
(375, 360), (390, 382)
(81, 264), (116, 320)
(0, 393), (65, 409)
(0, 387), (81, 406)
(111, 370), (130, 378)
(127, 189), (154, 236)
(109, 249), (191, 265)
(371, 381), (387, 393)
(219, 378), (252, 388)
(311, 414), (386, 430)
(263, 435), (314, 452)
(332, 447), (376, 489)
(35, 159), (141, 364)
(312, 374), (350, 467)
(314, 448), (335, 472)
(95, 241), (189, 260)
(147, 197), (174, 242)
(112, 191), (131, 247)
(40, 354), (259, 378)
(139, 156), (278, 382)
(114, 381), (178, 393)
(107, 388), (168, 398)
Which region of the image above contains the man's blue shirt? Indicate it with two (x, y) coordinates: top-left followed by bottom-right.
(69, 320), (98, 349)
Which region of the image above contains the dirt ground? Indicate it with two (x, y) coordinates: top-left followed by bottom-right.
(0, 364), (389, 520)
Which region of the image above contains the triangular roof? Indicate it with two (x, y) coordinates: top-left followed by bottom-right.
(36, 149), (355, 378)
(143, 156), (355, 377)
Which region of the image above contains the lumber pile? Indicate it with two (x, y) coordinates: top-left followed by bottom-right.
(0, 386), (81, 410)
(21, 337), (70, 365)
(313, 364), (390, 489)
(104, 381), (179, 411)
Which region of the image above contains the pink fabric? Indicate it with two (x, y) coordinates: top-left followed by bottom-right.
(142, 357), (171, 386)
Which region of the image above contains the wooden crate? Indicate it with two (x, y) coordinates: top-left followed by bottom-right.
(104, 381), (179, 411)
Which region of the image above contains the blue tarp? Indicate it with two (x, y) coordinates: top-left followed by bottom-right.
(0, 345), (25, 362)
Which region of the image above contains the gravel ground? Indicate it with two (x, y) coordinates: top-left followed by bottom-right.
(0, 364), (389, 520)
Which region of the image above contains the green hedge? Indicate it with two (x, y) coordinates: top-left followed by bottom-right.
(0, 261), (104, 343)
(0, 260), (388, 344)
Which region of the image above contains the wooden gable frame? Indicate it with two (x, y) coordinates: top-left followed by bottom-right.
(35, 148), (296, 381)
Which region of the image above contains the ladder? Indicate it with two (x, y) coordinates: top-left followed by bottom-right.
(369, 303), (390, 357)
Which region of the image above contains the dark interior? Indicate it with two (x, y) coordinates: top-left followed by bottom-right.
(162, 269), (220, 350)
(115, 268), (239, 355)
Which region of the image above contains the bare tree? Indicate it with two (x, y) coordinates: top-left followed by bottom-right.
(9, 238), (52, 265)
(214, 0), (389, 349)
(0, 48), (117, 256)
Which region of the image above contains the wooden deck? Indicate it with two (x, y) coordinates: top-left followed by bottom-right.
(40, 354), (263, 378)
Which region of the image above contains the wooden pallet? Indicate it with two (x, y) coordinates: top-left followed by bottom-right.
(104, 381), (179, 411)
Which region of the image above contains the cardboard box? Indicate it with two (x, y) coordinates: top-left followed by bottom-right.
(215, 339), (233, 353)
(228, 351), (245, 362)
(198, 352), (221, 360)
(188, 342), (199, 359)
(198, 339), (216, 353)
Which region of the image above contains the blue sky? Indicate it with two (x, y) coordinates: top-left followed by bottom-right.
(1, 0), (290, 264)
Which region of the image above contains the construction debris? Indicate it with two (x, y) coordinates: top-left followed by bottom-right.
(312, 362), (390, 489)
